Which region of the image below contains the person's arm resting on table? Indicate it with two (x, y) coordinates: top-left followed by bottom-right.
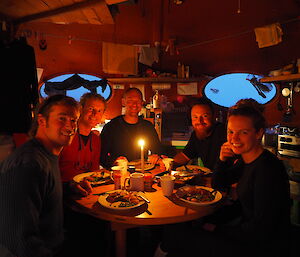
(173, 152), (190, 167)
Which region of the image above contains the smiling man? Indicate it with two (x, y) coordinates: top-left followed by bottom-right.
(173, 97), (227, 170)
(0, 95), (80, 257)
(59, 93), (106, 196)
(100, 87), (163, 168)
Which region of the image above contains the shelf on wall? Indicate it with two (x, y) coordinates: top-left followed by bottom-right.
(107, 77), (204, 84)
(260, 73), (300, 83)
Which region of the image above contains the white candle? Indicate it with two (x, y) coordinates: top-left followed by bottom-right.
(138, 139), (145, 173)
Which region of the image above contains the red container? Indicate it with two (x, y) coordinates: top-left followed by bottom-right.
(112, 171), (122, 190)
(144, 172), (153, 191)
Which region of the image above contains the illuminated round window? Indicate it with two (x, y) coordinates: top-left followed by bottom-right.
(40, 73), (112, 101)
(204, 73), (277, 107)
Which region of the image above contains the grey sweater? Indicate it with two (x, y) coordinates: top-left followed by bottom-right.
(0, 139), (64, 257)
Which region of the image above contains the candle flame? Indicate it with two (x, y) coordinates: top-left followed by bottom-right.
(138, 139), (145, 147)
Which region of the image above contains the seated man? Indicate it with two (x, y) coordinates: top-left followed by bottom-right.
(59, 93), (111, 257)
(173, 97), (227, 170)
(59, 93), (106, 196)
(165, 99), (291, 257)
(0, 95), (80, 257)
(100, 87), (163, 168)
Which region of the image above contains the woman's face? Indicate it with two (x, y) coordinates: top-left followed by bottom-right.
(227, 115), (263, 158)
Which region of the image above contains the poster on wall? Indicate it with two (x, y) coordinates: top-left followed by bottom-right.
(177, 82), (198, 95)
(113, 84), (125, 90)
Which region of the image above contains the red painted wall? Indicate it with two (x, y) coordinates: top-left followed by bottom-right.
(17, 0), (300, 127)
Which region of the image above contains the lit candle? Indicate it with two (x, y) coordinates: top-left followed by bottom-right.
(138, 139), (145, 173)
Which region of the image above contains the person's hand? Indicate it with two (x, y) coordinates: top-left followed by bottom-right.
(158, 158), (166, 172)
(219, 142), (235, 161)
(148, 155), (169, 171)
(114, 156), (128, 165)
(148, 154), (160, 165)
(69, 180), (92, 196)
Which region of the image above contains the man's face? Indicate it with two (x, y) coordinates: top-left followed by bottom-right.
(40, 104), (79, 148)
(191, 104), (214, 139)
(122, 90), (143, 117)
(80, 98), (105, 129)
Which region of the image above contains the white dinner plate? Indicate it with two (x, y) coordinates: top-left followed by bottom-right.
(98, 190), (146, 210)
(176, 165), (212, 175)
(73, 171), (111, 185)
(176, 185), (222, 206)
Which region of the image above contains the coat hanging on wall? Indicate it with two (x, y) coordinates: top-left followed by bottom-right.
(0, 37), (39, 133)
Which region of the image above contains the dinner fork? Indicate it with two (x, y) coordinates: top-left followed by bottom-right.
(137, 193), (150, 203)
(184, 165), (191, 172)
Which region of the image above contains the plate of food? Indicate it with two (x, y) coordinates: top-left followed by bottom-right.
(98, 190), (146, 210)
(170, 170), (196, 184)
(175, 185), (222, 206)
(73, 170), (111, 185)
(176, 165), (212, 176)
(128, 160), (155, 171)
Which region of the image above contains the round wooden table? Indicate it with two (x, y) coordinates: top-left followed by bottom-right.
(66, 169), (223, 257)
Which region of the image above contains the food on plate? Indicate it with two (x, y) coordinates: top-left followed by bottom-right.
(176, 186), (216, 203)
(82, 171), (109, 183)
(106, 190), (141, 207)
(172, 173), (194, 183)
(176, 165), (211, 175)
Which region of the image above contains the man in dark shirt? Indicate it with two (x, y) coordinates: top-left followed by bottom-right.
(100, 87), (162, 168)
(0, 95), (80, 257)
(173, 97), (226, 170)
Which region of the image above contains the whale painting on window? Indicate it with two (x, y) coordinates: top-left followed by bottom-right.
(204, 73), (276, 108)
(40, 73), (112, 101)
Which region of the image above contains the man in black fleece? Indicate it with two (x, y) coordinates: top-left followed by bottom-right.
(0, 95), (79, 257)
(100, 87), (163, 168)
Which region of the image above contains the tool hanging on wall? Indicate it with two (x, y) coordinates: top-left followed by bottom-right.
(282, 82), (296, 122)
(164, 38), (179, 55)
(237, 0), (241, 14)
(39, 33), (47, 50)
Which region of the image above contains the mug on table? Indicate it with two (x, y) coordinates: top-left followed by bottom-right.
(124, 172), (144, 191)
(160, 175), (175, 196)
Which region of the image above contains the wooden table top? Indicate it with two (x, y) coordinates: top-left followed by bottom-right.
(66, 168), (224, 226)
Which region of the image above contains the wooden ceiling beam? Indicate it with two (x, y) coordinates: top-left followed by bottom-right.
(105, 0), (128, 4)
(14, 0), (109, 24)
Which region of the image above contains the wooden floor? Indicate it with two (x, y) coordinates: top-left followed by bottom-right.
(62, 203), (300, 257)
(62, 211), (163, 257)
